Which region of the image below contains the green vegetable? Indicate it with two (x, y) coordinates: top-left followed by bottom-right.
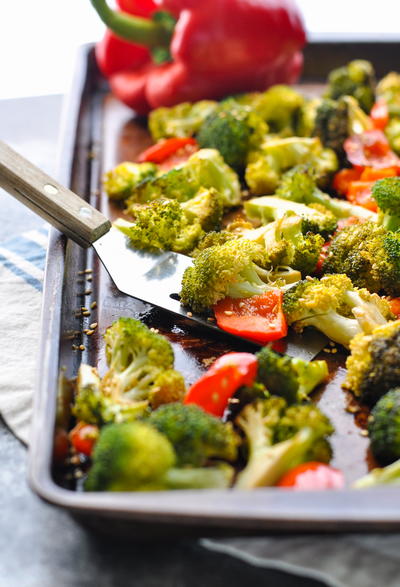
(148, 100), (218, 141)
(325, 59), (376, 113)
(103, 161), (158, 201)
(283, 274), (393, 348)
(245, 137), (338, 195)
(148, 403), (239, 467)
(234, 397), (333, 489)
(344, 320), (400, 406)
(256, 346), (329, 404)
(73, 318), (186, 425)
(372, 177), (400, 231)
(368, 389), (400, 465)
(353, 458), (400, 488)
(180, 187), (224, 232)
(85, 421), (234, 491)
(324, 221), (400, 296)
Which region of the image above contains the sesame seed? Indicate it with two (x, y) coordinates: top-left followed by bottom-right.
(84, 269), (92, 274)
(323, 348), (331, 353)
(84, 289), (92, 295)
(90, 322), (98, 330)
(82, 311), (91, 317)
(78, 270), (85, 275)
(305, 275), (313, 281)
(81, 307), (88, 312)
(74, 470), (84, 478)
(86, 329), (94, 336)
(360, 429), (368, 437)
(331, 348), (337, 354)
(346, 405), (358, 413)
(207, 317), (215, 322)
(79, 344), (85, 351)
(72, 344), (79, 351)
(187, 312), (193, 317)
(83, 329), (90, 334)
(90, 301), (97, 309)
(224, 310), (234, 316)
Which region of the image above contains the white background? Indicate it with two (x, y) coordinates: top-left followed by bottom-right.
(0, 0), (400, 99)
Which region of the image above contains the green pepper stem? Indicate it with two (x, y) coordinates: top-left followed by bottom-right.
(90, 0), (172, 49)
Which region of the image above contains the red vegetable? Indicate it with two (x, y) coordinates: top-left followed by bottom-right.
(344, 130), (400, 169)
(277, 462), (345, 490)
(370, 99), (389, 130)
(346, 181), (378, 212)
(137, 137), (197, 163)
(332, 167), (362, 195)
(389, 297), (400, 318)
(213, 290), (287, 344)
(69, 422), (99, 457)
(184, 352), (258, 417)
(91, 0), (306, 114)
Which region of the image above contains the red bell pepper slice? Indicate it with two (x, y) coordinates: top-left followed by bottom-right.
(69, 422), (99, 457)
(359, 166), (398, 181)
(370, 99), (389, 130)
(184, 352), (258, 417)
(344, 130), (400, 169)
(137, 137), (198, 163)
(389, 297), (400, 318)
(116, 0), (157, 17)
(276, 462), (345, 490)
(346, 181), (378, 212)
(213, 290), (287, 345)
(332, 167), (362, 196)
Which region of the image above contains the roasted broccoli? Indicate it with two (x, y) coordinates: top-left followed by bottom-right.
(244, 195), (337, 238)
(234, 397), (333, 489)
(353, 458), (400, 488)
(283, 274), (393, 348)
(85, 421), (234, 491)
(180, 187), (224, 232)
(343, 320), (400, 406)
(275, 165), (377, 221)
(180, 238), (277, 312)
(256, 346), (329, 404)
(196, 102), (267, 170)
(74, 318), (186, 425)
(325, 59), (376, 113)
(126, 149), (241, 208)
(385, 118), (400, 155)
(368, 389), (400, 465)
(148, 100), (218, 141)
(103, 161), (158, 201)
(245, 137), (338, 195)
(372, 177), (400, 231)
(116, 199), (203, 254)
(147, 403), (239, 467)
(323, 221), (400, 296)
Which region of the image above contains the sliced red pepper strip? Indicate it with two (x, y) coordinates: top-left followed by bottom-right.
(184, 352), (258, 417)
(370, 99), (389, 130)
(137, 137), (198, 163)
(344, 130), (400, 169)
(332, 167), (362, 196)
(346, 181), (378, 212)
(389, 298), (400, 318)
(213, 290), (287, 345)
(359, 166), (398, 181)
(276, 462), (345, 489)
(69, 422), (99, 457)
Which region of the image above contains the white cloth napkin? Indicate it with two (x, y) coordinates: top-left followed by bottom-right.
(2, 227), (400, 587)
(0, 227), (48, 443)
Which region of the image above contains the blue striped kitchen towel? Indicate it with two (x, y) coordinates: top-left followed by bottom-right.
(0, 226), (47, 443)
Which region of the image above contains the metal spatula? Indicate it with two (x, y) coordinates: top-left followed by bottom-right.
(0, 141), (327, 359)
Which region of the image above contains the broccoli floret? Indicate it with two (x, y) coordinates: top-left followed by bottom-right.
(180, 187), (224, 232)
(192, 230), (238, 255)
(127, 149), (241, 208)
(325, 59), (376, 113)
(343, 320), (400, 406)
(385, 118), (400, 155)
(196, 102), (267, 170)
(148, 370), (186, 409)
(244, 195), (337, 238)
(115, 200), (204, 254)
(234, 397), (333, 489)
(256, 346), (329, 404)
(276, 165), (377, 221)
(353, 458), (400, 488)
(245, 137), (338, 195)
(376, 72), (400, 117)
(240, 214), (324, 275)
(85, 421), (234, 491)
(103, 162), (158, 201)
(324, 221), (400, 296)
(180, 238), (276, 313)
(368, 389), (400, 465)
(148, 100), (218, 141)
(148, 403), (239, 467)
(283, 274), (393, 348)
(372, 177), (400, 231)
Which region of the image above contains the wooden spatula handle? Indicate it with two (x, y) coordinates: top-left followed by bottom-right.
(0, 141), (111, 248)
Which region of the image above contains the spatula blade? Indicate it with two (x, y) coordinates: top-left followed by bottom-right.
(93, 227), (328, 359)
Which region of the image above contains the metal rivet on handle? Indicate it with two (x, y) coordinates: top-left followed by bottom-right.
(79, 207), (93, 218)
(44, 184), (58, 196)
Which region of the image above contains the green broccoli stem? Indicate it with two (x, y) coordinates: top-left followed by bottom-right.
(310, 189), (376, 221)
(234, 428), (314, 489)
(226, 265), (273, 298)
(298, 311), (362, 348)
(353, 459), (400, 488)
(380, 214), (400, 232)
(164, 466), (234, 489)
(90, 0), (173, 49)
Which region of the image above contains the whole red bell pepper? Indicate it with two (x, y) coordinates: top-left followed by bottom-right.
(91, 0), (306, 115)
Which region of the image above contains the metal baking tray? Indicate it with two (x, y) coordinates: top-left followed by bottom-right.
(29, 42), (400, 535)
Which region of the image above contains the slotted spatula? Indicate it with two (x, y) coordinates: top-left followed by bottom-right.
(0, 141), (327, 359)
